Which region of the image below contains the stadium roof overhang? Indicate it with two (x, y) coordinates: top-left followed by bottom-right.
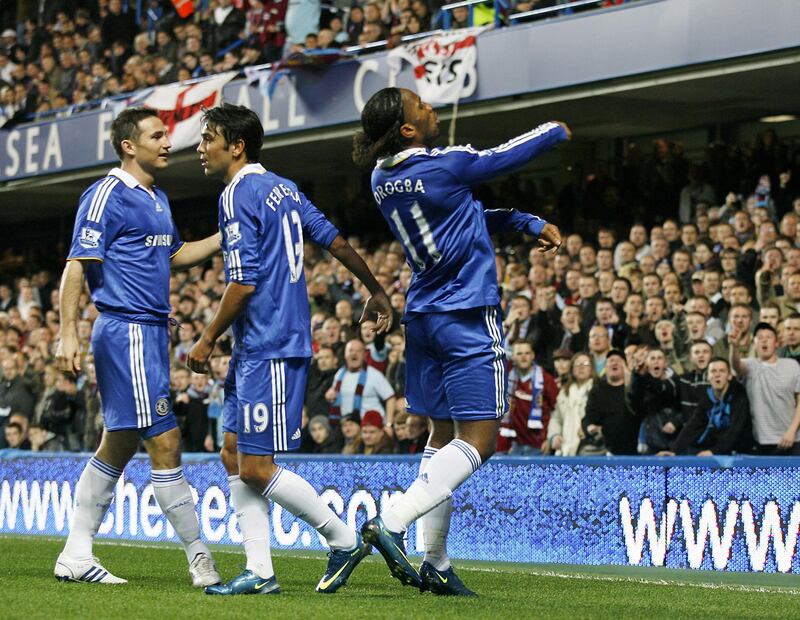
(3, 47), (797, 223)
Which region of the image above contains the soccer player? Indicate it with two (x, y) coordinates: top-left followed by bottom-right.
(187, 104), (393, 595)
(54, 108), (223, 586)
(352, 88), (568, 595)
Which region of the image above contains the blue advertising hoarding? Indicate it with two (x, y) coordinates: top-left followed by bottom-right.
(2, 452), (800, 573)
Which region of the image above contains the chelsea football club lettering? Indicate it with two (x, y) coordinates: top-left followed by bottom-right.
(144, 234), (174, 247)
(372, 178), (426, 206)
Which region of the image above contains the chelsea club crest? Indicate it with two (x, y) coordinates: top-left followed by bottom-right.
(155, 398), (170, 416)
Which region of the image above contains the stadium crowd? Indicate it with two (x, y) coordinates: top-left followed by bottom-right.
(0, 0), (632, 127)
(1, 122), (800, 458)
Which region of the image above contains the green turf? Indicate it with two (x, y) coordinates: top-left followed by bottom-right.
(1, 536), (799, 620)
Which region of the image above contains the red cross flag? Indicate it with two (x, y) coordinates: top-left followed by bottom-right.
(136, 72), (237, 152)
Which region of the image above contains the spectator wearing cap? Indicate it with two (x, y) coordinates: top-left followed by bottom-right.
(552, 348), (572, 388)
(356, 410), (393, 455)
(583, 349), (639, 455)
(547, 352), (595, 456)
(326, 339), (396, 428)
(339, 412), (362, 454)
(629, 346), (682, 453)
(307, 414), (344, 454)
(497, 340), (557, 456)
(730, 322), (800, 455)
(661, 357), (752, 456)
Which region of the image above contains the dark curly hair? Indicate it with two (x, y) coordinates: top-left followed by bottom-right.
(352, 88), (407, 168)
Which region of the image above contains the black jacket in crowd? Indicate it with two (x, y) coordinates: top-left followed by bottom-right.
(671, 380), (753, 455)
(629, 371), (683, 452)
(583, 380), (641, 455)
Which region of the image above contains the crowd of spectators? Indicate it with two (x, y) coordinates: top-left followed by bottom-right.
(0, 0), (633, 127)
(1, 124), (800, 458)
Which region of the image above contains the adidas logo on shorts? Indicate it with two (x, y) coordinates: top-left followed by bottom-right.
(291, 429), (301, 441)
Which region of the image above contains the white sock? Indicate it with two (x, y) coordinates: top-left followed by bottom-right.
(62, 457), (122, 560)
(419, 447), (453, 571)
(151, 467), (209, 563)
(262, 467), (356, 551)
(229, 475), (274, 579)
(382, 439), (481, 534)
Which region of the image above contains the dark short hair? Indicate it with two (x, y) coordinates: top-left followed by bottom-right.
(753, 322), (777, 338)
(202, 103), (264, 162)
(708, 356), (730, 369)
(110, 107), (160, 159)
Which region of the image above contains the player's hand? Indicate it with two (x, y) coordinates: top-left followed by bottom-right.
(187, 336), (214, 374)
(555, 121), (572, 140)
(360, 291), (393, 334)
(55, 333), (81, 374)
(537, 223), (562, 255)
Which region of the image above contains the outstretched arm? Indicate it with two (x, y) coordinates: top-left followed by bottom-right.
(453, 121), (571, 185)
(171, 232), (222, 269)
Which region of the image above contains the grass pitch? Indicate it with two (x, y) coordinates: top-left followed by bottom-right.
(1, 536), (799, 619)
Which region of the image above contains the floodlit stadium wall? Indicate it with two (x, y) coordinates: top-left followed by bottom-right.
(2, 452), (800, 573)
(2, 0), (799, 182)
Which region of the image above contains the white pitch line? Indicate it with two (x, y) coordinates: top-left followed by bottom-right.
(460, 566), (800, 595)
(4, 535), (799, 595)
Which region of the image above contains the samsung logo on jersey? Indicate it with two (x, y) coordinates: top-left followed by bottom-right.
(373, 178), (426, 205)
(266, 183), (301, 212)
(144, 234), (173, 247)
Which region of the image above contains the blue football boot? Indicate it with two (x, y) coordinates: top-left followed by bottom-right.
(361, 516), (422, 588)
(315, 533), (372, 594)
(204, 569), (281, 595)
(419, 561), (477, 596)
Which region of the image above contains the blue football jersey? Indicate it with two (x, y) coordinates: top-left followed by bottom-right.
(219, 164), (340, 360)
(67, 167), (184, 321)
(371, 122), (568, 314)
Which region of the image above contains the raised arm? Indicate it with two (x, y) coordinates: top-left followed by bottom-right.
(728, 327), (748, 379)
(451, 121), (571, 185)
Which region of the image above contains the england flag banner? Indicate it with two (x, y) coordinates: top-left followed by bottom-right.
(387, 27), (488, 105)
(135, 72), (237, 151)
